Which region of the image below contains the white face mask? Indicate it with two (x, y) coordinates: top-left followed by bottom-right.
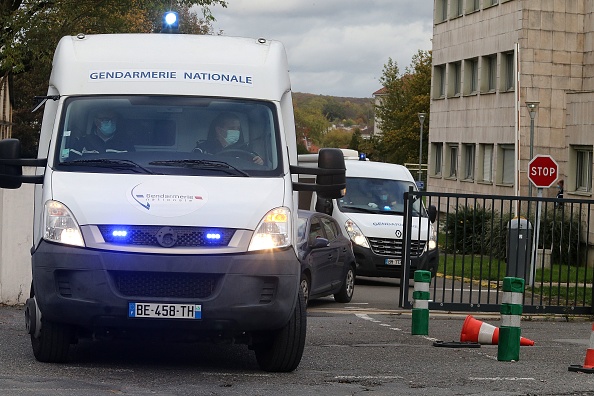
(225, 129), (240, 145)
(99, 120), (116, 136)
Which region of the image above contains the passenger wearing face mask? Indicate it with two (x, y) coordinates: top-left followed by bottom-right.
(71, 110), (135, 155)
(195, 112), (264, 165)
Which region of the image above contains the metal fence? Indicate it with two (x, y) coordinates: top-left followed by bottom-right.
(400, 189), (594, 315)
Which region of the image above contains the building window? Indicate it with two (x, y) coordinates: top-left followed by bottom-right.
(462, 144), (475, 181)
(464, 58), (479, 95)
(432, 142), (443, 176)
(447, 143), (458, 179)
(450, 0), (463, 17)
(448, 62), (462, 97)
(501, 51), (515, 91)
(485, 0), (498, 6)
(479, 144), (493, 183)
(434, 65), (446, 99)
(481, 54), (497, 92)
(436, 0), (448, 22)
(466, 0), (480, 13)
(497, 144), (515, 185)
(573, 146), (593, 192)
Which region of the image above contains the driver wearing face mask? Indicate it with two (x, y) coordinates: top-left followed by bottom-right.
(70, 109), (135, 155)
(195, 112), (264, 165)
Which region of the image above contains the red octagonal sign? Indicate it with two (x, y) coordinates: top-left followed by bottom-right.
(528, 155), (558, 188)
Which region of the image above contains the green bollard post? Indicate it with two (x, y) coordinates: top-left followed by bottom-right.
(411, 270), (431, 336)
(497, 277), (524, 361)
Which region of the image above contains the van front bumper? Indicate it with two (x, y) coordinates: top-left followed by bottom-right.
(353, 244), (438, 278)
(31, 241), (300, 337)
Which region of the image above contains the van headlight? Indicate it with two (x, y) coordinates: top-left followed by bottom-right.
(344, 219), (369, 248)
(43, 200), (84, 247)
(248, 207), (291, 251)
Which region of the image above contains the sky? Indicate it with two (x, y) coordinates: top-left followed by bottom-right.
(208, 0), (434, 98)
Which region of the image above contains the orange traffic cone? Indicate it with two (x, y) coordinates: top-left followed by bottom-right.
(460, 315), (535, 346)
(568, 323), (594, 373)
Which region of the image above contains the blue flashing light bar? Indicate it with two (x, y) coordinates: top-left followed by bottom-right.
(112, 230), (128, 238)
(162, 11), (179, 33)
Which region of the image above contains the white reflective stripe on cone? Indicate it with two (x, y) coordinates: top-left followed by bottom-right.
(414, 282), (430, 292)
(478, 322), (497, 344)
(413, 300), (429, 309)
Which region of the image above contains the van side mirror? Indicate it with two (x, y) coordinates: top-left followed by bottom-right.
(0, 139), (46, 188)
(428, 205), (437, 223)
(315, 197), (333, 215)
(315, 148), (346, 200)
(290, 148), (346, 199)
(0, 139), (24, 189)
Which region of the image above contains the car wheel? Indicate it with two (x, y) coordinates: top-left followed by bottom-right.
(334, 265), (355, 303)
(253, 289), (307, 372)
(300, 274), (311, 306)
(31, 320), (72, 363)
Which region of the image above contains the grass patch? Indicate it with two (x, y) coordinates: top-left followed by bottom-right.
(436, 254), (593, 306)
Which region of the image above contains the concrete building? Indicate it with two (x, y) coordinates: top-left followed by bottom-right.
(372, 87), (387, 137)
(428, 0), (592, 200)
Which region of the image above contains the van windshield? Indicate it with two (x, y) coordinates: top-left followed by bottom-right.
(54, 96), (282, 176)
(337, 177), (423, 215)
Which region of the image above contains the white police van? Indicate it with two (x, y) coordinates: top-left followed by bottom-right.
(299, 150), (437, 280)
(0, 15), (345, 372)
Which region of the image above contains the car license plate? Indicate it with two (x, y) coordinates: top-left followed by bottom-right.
(385, 258), (401, 266)
(128, 303), (202, 319)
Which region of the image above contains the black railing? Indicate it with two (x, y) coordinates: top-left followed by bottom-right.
(401, 189), (594, 315)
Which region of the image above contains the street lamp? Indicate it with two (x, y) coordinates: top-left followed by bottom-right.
(525, 101), (539, 197)
(418, 113), (427, 187)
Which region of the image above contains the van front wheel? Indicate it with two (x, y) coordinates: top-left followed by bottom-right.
(253, 290), (306, 372)
(31, 320), (72, 363)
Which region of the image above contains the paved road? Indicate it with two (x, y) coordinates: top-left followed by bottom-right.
(0, 277), (593, 395)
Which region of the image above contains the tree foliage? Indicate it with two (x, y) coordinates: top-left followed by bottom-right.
(1, 0), (227, 156)
(374, 50), (431, 165)
(292, 92), (373, 152)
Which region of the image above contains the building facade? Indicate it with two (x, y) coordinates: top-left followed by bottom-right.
(428, 0), (592, 200)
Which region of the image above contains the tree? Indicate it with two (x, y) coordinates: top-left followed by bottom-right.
(1, 0), (227, 156)
(294, 107), (329, 150)
(321, 129), (352, 149)
(375, 50), (432, 165)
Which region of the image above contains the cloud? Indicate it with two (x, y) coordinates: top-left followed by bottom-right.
(208, 0), (433, 97)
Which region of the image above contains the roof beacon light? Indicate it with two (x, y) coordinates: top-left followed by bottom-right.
(162, 11), (179, 33)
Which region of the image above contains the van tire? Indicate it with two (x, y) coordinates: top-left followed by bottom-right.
(334, 265), (355, 303)
(31, 321), (72, 363)
(254, 290), (306, 372)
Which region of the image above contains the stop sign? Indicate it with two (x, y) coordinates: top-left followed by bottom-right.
(528, 155), (558, 188)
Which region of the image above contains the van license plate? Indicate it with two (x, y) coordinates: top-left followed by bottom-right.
(128, 303), (202, 319)
(385, 259), (401, 266)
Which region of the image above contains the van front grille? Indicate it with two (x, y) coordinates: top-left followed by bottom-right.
(98, 225), (235, 248)
(368, 238), (426, 258)
(111, 271), (220, 298)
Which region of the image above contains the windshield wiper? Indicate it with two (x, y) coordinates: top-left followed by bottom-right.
(340, 205), (381, 214)
(148, 159), (249, 177)
(60, 159), (157, 174)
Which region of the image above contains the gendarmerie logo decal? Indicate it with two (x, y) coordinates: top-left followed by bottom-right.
(127, 180), (207, 217)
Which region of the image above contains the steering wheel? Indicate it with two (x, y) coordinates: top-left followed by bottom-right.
(218, 148), (256, 162)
